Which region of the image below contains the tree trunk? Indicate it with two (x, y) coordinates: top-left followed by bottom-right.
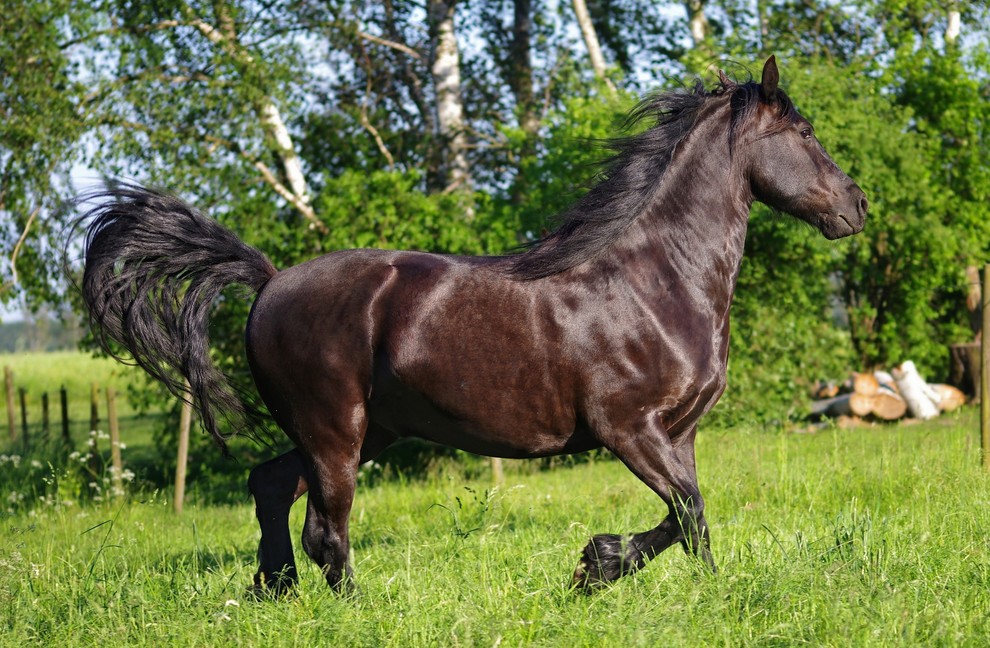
(186, 3), (324, 233)
(685, 0), (709, 48)
(509, 0), (539, 206)
(571, 0), (616, 93)
(429, 0), (472, 201)
(949, 342), (981, 398)
(946, 4), (961, 45)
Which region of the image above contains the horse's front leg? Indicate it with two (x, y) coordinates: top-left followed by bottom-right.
(248, 448), (309, 595)
(573, 420), (714, 589)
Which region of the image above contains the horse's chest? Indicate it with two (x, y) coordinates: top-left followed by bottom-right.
(582, 306), (730, 421)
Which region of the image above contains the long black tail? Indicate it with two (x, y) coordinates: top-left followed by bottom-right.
(76, 185), (278, 453)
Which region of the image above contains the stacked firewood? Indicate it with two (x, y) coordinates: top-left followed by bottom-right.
(811, 361), (966, 422)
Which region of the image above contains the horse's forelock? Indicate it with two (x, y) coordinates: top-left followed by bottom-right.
(728, 82), (799, 147)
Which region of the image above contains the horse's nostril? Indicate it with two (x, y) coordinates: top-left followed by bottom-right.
(858, 195), (869, 215)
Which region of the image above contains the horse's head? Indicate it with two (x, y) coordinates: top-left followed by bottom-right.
(737, 56), (867, 239)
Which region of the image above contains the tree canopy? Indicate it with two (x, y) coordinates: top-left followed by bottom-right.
(2, 0), (989, 427)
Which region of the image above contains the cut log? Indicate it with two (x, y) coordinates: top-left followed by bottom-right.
(812, 379), (839, 399)
(873, 370), (898, 393)
(812, 368), (922, 422)
(810, 394), (852, 418)
(892, 361), (939, 420)
(852, 372), (879, 397)
(930, 384), (966, 412)
(848, 392), (875, 417)
(871, 389), (907, 420)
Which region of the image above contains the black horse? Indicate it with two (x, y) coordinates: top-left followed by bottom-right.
(77, 57), (866, 593)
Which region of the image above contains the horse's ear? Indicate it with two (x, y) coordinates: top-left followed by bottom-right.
(760, 55), (779, 100)
(718, 69), (732, 87)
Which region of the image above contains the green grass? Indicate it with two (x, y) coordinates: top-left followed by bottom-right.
(2, 407), (989, 646)
(0, 349), (152, 422)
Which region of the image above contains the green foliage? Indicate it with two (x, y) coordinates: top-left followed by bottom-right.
(510, 89), (637, 236)
(315, 169), (515, 254)
(0, 0), (90, 304)
(4, 0), (990, 432)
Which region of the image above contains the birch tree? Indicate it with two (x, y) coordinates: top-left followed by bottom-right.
(685, 0), (709, 47)
(571, 0), (617, 93)
(428, 0), (473, 197)
(176, 2), (323, 233)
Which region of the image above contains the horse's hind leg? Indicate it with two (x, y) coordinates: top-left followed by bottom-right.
(574, 420), (714, 589)
(248, 449), (309, 595)
(298, 411), (394, 592)
(301, 445), (361, 591)
(248, 425), (395, 595)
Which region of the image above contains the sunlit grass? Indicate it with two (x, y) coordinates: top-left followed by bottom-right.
(0, 350), (153, 419)
(2, 408), (989, 646)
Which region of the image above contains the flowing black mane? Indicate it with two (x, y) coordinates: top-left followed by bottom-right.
(505, 78), (798, 280)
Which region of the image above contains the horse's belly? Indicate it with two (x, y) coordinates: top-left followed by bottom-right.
(367, 380), (598, 459)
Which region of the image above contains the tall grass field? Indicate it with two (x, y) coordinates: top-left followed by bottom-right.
(1, 352), (989, 646)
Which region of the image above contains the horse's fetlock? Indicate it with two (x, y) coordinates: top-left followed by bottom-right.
(572, 534), (643, 590)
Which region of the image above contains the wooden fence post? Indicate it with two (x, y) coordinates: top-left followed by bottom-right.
(18, 387), (27, 449)
(87, 383), (103, 475)
(174, 385), (193, 514)
(89, 382), (100, 432)
(491, 457), (504, 485)
(5, 366), (15, 443)
(41, 392), (49, 442)
(60, 385), (70, 445)
(982, 263), (989, 471)
(107, 387), (123, 495)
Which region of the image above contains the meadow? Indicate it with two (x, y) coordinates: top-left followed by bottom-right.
(1, 352), (989, 646)
(0, 350), (158, 438)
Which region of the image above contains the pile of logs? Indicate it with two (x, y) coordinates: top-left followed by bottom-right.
(811, 361), (966, 423)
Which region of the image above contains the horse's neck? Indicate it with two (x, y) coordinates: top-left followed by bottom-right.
(608, 112), (752, 313)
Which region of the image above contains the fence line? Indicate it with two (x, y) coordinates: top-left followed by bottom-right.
(2, 367), (123, 453)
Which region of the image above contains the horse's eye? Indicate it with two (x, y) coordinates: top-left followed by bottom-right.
(800, 128), (814, 140)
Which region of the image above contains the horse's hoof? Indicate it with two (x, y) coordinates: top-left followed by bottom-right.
(248, 572), (297, 600)
(572, 558), (606, 592)
(572, 533), (639, 591)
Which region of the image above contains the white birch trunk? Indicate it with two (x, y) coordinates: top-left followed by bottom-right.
(685, 0), (709, 47)
(187, 10), (323, 232)
(571, 0), (617, 94)
(946, 8), (961, 45)
(429, 0), (472, 198)
(258, 102), (312, 216)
